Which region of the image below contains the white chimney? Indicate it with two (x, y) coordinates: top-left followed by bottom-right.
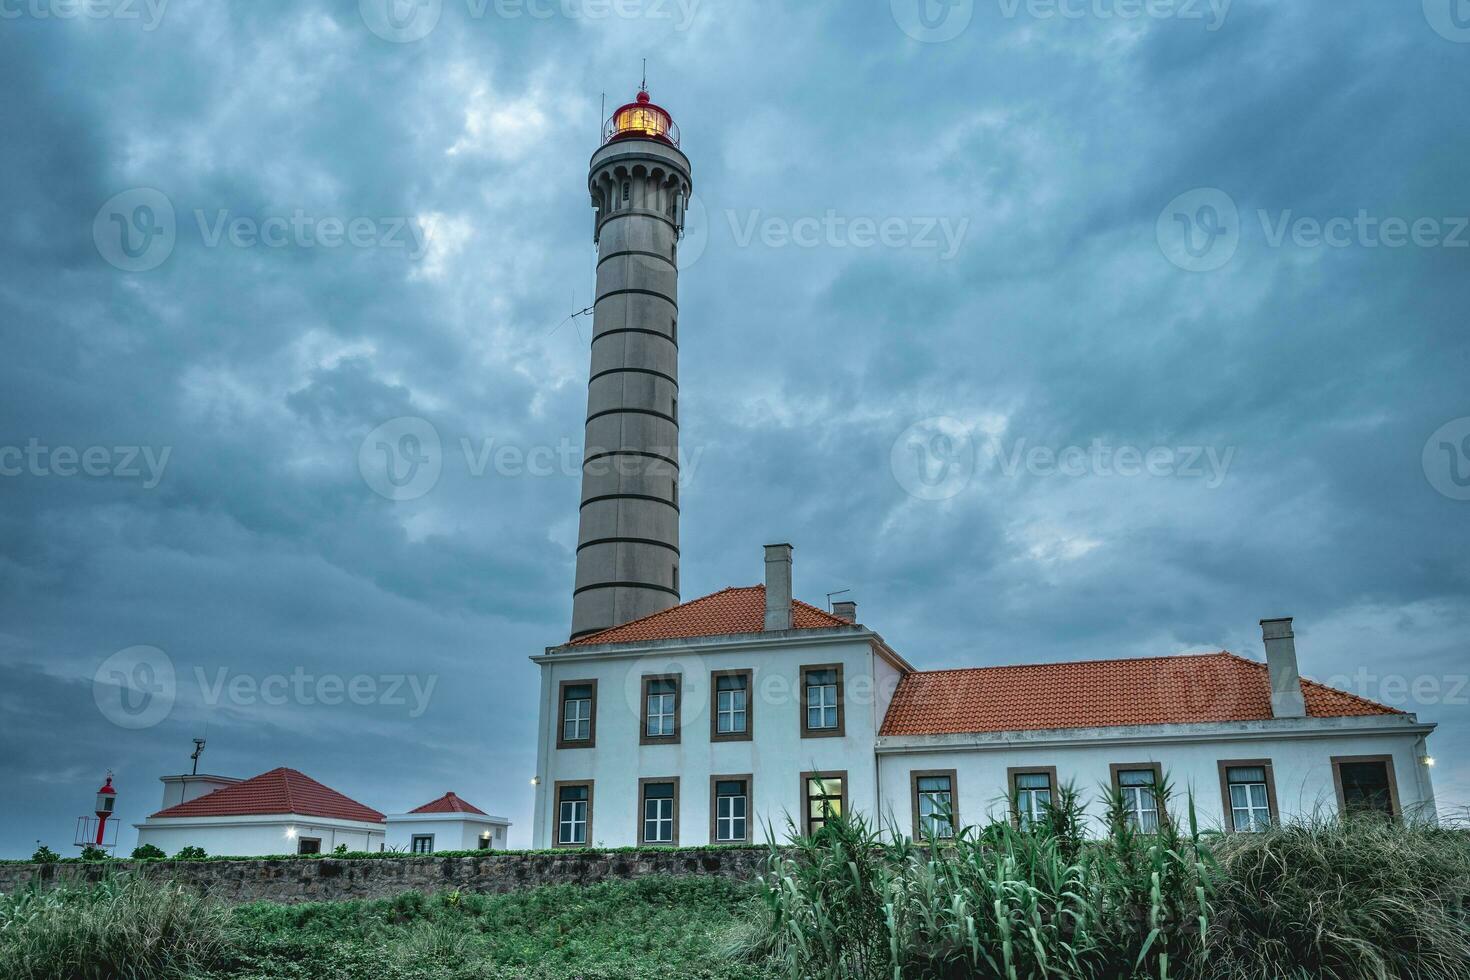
(1260, 617), (1307, 718)
(832, 600), (857, 623)
(763, 543), (793, 631)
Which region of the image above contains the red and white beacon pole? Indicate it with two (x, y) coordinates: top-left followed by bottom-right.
(93, 775), (117, 845)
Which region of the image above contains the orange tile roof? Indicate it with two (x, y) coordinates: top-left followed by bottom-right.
(568, 585), (855, 646)
(409, 792), (488, 816)
(879, 651), (1401, 737)
(150, 767), (385, 823)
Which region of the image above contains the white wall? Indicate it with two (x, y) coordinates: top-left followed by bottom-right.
(534, 632), (896, 847)
(385, 816), (510, 852)
(134, 815), (384, 856)
(876, 726), (1436, 836)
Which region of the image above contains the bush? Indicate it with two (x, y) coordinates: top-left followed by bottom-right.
(131, 844), (166, 860)
(77, 846), (110, 862)
(0, 876), (232, 980)
(749, 781), (1470, 980)
(173, 846), (206, 860)
(29, 846), (58, 865)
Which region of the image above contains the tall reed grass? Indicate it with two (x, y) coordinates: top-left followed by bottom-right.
(749, 779), (1470, 980)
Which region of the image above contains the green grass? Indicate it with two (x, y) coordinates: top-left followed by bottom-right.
(0, 874), (770, 980)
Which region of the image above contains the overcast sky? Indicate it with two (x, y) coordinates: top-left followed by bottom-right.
(1, 0), (1467, 856)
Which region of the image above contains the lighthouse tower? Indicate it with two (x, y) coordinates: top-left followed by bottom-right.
(571, 90), (693, 639)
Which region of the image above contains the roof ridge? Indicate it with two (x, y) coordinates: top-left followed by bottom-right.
(904, 650), (1232, 678)
(1218, 650), (1403, 715)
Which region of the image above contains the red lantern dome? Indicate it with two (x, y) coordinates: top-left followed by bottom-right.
(95, 775), (116, 819)
(603, 90), (680, 148)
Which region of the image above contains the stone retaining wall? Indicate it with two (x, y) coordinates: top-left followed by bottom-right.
(0, 849), (769, 904)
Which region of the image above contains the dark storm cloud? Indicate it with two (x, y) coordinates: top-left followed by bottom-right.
(1, 0), (1466, 854)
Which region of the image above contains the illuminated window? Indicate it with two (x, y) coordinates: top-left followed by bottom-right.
(804, 772), (845, 835)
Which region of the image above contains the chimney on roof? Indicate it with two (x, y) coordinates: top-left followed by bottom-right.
(764, 543), (793, 631)
(832, 600), (857, 623)
(1260, 617), (1307, 718)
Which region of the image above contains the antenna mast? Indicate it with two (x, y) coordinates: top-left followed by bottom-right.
(190, 738), (206, 775)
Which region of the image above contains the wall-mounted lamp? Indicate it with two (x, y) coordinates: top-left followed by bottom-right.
(1422, 756), (1437, 767)
(530, 776), (541, 786)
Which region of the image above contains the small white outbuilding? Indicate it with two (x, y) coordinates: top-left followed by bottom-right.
(385, 793), (511, 853)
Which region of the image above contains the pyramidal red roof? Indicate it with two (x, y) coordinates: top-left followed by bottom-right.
(150, 767), (384, 823)
(570, 585), (854, 646)
(410, 792), (487, 815)
(879, 651), (1402, 737)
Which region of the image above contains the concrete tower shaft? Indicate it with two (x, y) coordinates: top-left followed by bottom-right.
(571, 129), (693, 639)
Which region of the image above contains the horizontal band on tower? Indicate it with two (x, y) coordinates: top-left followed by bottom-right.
(594, 208), (682, 240)
(583, 449), (680, 471)
(572, 581), (682, 599)
(585, 407), (677, 426)
(595, 288), (678, 309)
(592, 327), (677, 348)
(588, 366), (678, 387)
(576, 537), (680, 555)
(597, 248), (676, 269)
(580, 492), (680, 512)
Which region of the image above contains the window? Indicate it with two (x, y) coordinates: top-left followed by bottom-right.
(711, 776), (751, 843)
(1219, 760), (1277, 833)
(800, 664), (844, 737)
(555, 781), (593, 847)
(911, 770), (957, 840)
(801, 771), (847, 836)
(641, 675), (681, 743)
(477, 833), (491, 850)
(671, 479), (678, 508)
(1112, 764), (1163, 832)
(1333, 756), (1398, 820)
(556, 679), (597, 749)
(671, 396), (678, 422)
(639, 779), (679, 845)
(297, 837), (321, 855)
(621, 180), (630, 202)
(410, 834), (434, 854)
(711, 669), (752, 741)
(1009, 768), (1057, 831)
(671, 318), (677, 343)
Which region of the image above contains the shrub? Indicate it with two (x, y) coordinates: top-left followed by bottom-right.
(77, 846), (110, 862)
(29, 846), (58, 865)
(0, 876), (232, 980)
(131, 844), (167, 860)
(173, 846), (206, 860)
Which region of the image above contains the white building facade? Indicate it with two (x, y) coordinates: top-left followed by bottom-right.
(531, 547), (1438, 848)
(385, 793), (511, 853)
